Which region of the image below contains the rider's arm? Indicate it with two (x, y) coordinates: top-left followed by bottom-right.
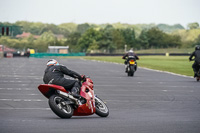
(60, 65), (82, 80)
(189, 52), (195, 61)
(122, 53), (128, 59)
(134, 54), (139, 60)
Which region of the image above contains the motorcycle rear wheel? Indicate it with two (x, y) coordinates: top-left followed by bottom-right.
(128, 66), (134, 76)
(128, 72), (134, 76)
(49, 95), (74, 119)
(95, 96), (109, 117)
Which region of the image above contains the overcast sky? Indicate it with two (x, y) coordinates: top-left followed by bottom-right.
(0, 0), (200, 28)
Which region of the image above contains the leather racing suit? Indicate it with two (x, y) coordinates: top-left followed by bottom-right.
(43, 64), (82, 97)
(189, 49), (200, 77)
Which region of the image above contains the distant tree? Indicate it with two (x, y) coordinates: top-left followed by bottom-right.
(121, 28), (137, 49)
(172, 28), (200, 48)
(163, 34), (182, 48)
(187, 22), (199, 29)
(34, 39), (48, 52)
(58, 23), (77, 33)
(58, 23), (77, 37)
(87, 40), (99, 52)
(15, 21), (31, 33)
(39, 31), (58, 47)
(111, 29), (125, 49)
(11, 25), (23, 36)
(105, 24), (114, 30)
(76, 23), (90, 34)
(16, 21), (45, 35)
(157, 24), (184, 33)
(146, 27), (166, 48)
(66, 32), (81, 52)
(77, 28), (102, 52)
(138, 29), (149, 49)
(193, 35), (200, 47)
(98, 28), (116, 53)
(39, 24), (60, 35)
(144, 27), (182, 48)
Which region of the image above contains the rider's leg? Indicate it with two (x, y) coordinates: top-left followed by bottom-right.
(71, 81), (81, 98)
(58, 78), (81, 98)
(124, 60), (128, 72)
(192, 63), (198, 77)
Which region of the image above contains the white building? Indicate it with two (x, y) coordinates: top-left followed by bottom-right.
(48, 46), (69, 54)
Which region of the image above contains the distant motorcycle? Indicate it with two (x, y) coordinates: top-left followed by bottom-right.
(190, 59), (200, 82)
(38, 76), (109, 118)
(125, 56), (137, 76)
(196, 70), (200, 82)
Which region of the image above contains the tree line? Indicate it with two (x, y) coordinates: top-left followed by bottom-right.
(0, 21), (199, 53)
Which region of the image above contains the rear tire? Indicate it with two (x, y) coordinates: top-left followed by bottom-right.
(128, 66), (134, 77)
(95, 96), (109, 117)
(49, 95), (74, 119)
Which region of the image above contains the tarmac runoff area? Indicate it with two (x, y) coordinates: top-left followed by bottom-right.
(0, 57), (200, 133)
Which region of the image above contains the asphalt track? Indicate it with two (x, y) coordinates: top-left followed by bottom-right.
(0, 57), (200, 133)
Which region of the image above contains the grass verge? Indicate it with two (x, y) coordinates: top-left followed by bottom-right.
(77, 56), (193, 77)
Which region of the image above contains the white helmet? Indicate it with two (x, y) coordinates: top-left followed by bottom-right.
(47, 59), (59, 66)
(128, 49), (133, 53)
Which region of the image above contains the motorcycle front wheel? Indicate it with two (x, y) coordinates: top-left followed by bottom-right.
(49, 95), (74, 119)
(95, 96), (109, 117)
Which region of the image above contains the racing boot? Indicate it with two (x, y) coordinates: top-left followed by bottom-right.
(125, 65), (128, 72)
(193, 67), (198, 78)
(71, 87), (83, 106)
(71, 87), (81, 99)
(194, 72), (197, 78)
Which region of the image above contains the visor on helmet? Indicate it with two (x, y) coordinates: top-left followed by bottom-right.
(47, 59), (59, 66)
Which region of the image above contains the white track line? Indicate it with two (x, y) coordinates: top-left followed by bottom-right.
(0, 99), (46, 102)
(140, 67), (193, 79)
(0, 107), (50, 110)
(0, 88), (34, 90)
(82, 59), (193, 79)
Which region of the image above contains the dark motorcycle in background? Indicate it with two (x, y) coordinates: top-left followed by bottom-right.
(38, 76), (109, 118)
(190, 59), (200, 82)
(196, 70), (200, 82)
(125, 56), (137, 77)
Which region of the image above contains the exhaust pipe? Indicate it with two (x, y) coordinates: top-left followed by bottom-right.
(57, 90), (80, 105)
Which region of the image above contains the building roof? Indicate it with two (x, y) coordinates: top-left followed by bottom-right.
(16, 32), (40, 39)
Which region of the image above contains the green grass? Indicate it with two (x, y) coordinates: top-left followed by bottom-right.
(135, 48), (194, 54)
(78, 56), (194, 76)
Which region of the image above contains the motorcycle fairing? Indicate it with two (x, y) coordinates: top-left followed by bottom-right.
(129, 60), (135, 65)
(38, 84), (68, 98)
(73, 79), (96, 116)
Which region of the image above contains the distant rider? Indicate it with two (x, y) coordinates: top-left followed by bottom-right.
(26, 48), (30, 58)
(189, 45), (200, 77)
(43, 59), (85, 98)
(122, 49), (139, 72)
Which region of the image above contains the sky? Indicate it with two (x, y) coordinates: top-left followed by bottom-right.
(0, 0), (200, 28)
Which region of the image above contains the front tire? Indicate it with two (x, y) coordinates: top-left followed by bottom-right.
(95, 96), (109, 117)
(49, 95), (74, 119)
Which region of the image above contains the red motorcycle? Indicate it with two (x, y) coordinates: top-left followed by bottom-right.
(38, 77), (109, 118)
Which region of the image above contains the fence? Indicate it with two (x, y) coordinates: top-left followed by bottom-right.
(86, 53), (191, 56)
(30, 53), (86, 58)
